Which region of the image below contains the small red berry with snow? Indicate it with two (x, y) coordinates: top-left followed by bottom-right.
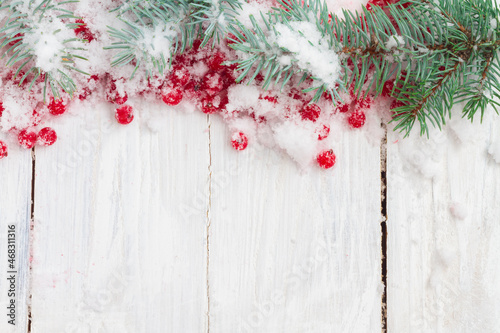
(115, 105), (134, 125)
(207, 51), (226, 71)
(337, 103), (350, 113)
(348, 111), (366, 128)
(381, 80), (395, 97)
(355, 95), (373, 111)
(0, 141), (7, 159)
(48, 98), (66, 116)
(106, 80), (128, 105)
(184, 78), (204, 100)
(38, 127), (57, 146)
(202, 72), (224, 96)
(18, 129), (37, 149)
(231, 132), (248, 151)
(201, 96), (219, 114)
(161, 86), (183, 106)
(299, 103), (321, 122)
(169, 65), (190, 87)
(317, 150), (336, 169)
(316, 124), (330, 140)
(0, 102), (4, 117)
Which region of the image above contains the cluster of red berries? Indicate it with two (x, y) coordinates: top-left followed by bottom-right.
(0, 16), (403, 171)
(18, 127), (57, 149)
(15, 97), (64, 150)
(0, 96), (65, 159)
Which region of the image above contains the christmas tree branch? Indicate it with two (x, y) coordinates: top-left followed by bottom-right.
(0, 0), (87, 101)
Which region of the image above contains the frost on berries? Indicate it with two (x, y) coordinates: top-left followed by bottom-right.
(316, 124), (330, 140)
(0, 141), (7, 159)
(48, 98), (66, 116)
(115, 105), (134, 125)
(317, 150), (336, 169)
(231, 132), (248, 151)
(18, 129), (37, 149)
(161, 86), (183, 105)
(348, 111), (366, 128)
(299, 103), (321, 122)
(38, 127), (57, 146)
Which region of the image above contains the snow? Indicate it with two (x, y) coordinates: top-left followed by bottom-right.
(449, 202), (468, 220)
(272, 21), (341, 90)
(488, 136), (500, 164)
(386, 35), (405, 50)
(137, 23), (178, 70)
(0, 0), (498, 176)
(272, 121), (318, 169)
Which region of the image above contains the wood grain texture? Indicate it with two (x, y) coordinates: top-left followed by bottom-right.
(207, 117), (383, 332)
(30, 101), (210, 332)
(0, 145), (32, 333)
(387, 116), (500, 332)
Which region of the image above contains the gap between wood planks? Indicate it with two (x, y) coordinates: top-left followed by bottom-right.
(27, 147), (35, 332)
(206, 114), (213, 333)
(22, 120), (389, 333)
(380, 127), (388, 332)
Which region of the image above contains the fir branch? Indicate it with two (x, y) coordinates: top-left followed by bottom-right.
(105, 0), (241, 78)
(226, 0), (500, 136)
(0, 0), (87, 101)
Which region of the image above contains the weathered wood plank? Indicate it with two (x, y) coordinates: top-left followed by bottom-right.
(0, 145), (32, 333)
(387, 116), (500, 331)
(207, 117), (383, 332)
(30, 101), (210, 332)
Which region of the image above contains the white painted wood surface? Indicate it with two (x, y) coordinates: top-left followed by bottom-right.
(30, 102), (209, 332)
(208, 118), (382, 332)
(387, 117), (500, 332)
(1, 100), (500, 332)
(0, 146), (32, 333)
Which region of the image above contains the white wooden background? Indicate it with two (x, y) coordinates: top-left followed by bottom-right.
(0, 101), (499, 333)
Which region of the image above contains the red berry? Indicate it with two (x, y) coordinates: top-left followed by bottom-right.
(231, 132), (248, 151)
(169, 65), (190, 87)
(18, 129), (37, 149)
(106, 80), (128, 105)
(0, 102), (4, 117)
(0, 141), (7, 159)
(299, 103), (321, 122)
(348, 111), (366, 128)
(381, 80), (395, 97)
(316, 124), (330, 140)
(317, 150), (336, 169)
(201, 96), (219, 114)
(115, 105), (134, 125)
(38, 127), (57, 146)
(202, 72), (224, 96)
(207, 51), (226, 71)
(338, 103), (350, 113)
(161, 86), (183, 105)
(184, 79), (204, 100)
(355, 95), (373, 111)
(192, 39), (202, 51)
(48, 98), (66, 116)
